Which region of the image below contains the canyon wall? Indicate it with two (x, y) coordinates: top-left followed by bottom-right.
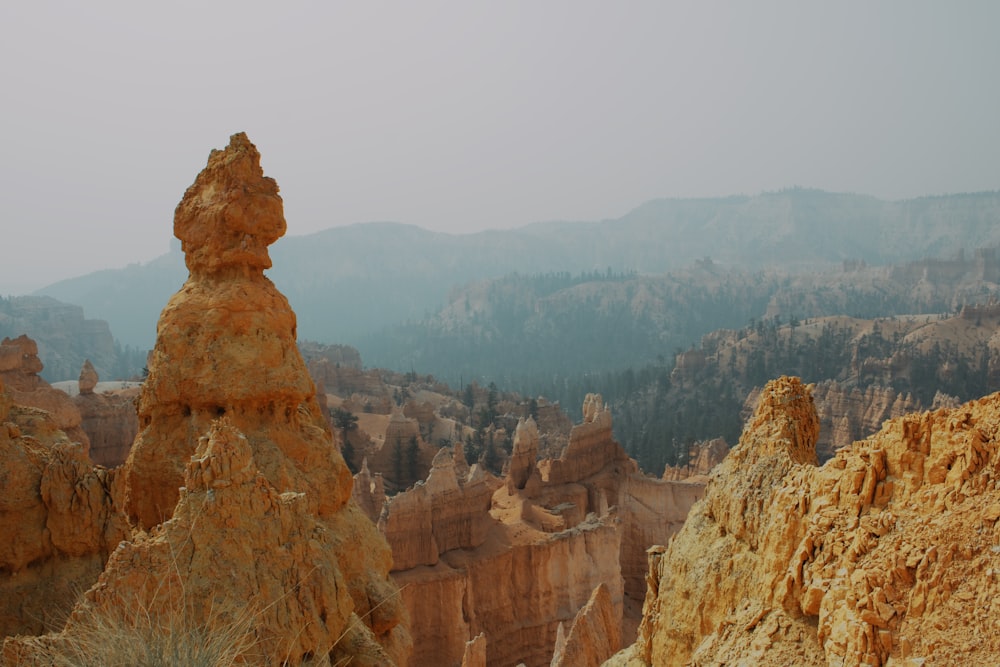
(0, 298), (118, 383)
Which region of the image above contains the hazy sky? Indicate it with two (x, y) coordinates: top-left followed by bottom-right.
(2, 1), (998, 294)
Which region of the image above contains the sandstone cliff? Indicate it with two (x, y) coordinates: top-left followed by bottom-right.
(611, 376), (1000, 666)
(3, 133), (409, 665)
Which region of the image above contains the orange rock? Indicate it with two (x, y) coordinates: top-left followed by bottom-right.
(4, 133), (410, 666)
(68, 419), (387, 665)
(612, 377), (1000, 666)
(0, 375), (127, 639)
(0, 335), (90, 453)
(72, 360), (138, 467)
(551, 583), (621, 667)
(123, 132), (350, 529)
(387, 394), (704, 665)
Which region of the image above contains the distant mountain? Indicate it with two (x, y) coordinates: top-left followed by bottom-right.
(36, 189), (1000, 352)
(0, 295), (139, 382)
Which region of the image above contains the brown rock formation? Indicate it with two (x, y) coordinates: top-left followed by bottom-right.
(505, 417), (542, 494)
(352, 457), (387, 523)
(380, 448), (499, 571)
(122, 133), (351, 528)
(302, 342), (374, 392)
(613, 376), (1000, 666)
(461, 633), (487, 667)
(363, 410), (436, 492)
(388, 394), (704, 666)
(396, 514), (622, 667)
(551, 584), (621, 667)
(537, 394), (629, 486)
(0, 376), (128, 638)
(72, 361), (138, 468)
(4, 133), (409, 665)
(76, 360), (98, 395)
(0, 335), (89, 452)
(13, 418), (396, 665)
(808, 380), (925, 459)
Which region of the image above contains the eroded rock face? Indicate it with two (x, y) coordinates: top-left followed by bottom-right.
(57, 420), (389, 665)
(0, 336), (89, 453)
(613, 376), (1000, 666)
(76, 361), (98, 395)
(73, 361), (138, 468)
(0, 376), (128, 638)
(808, 380), (925, 460)
(3, 133), (409, 666)
(380, 449), (499, 571)
(123, 133), (350, 529)
(551, 584), (621, 667)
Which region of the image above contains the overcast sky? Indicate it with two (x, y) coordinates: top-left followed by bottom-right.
(2, 1), (998, 294)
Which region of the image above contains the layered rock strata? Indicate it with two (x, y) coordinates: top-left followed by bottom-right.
(612, 376), (1000, 666)
(379, 447), (498, 570)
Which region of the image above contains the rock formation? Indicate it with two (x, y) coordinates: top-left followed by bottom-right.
(551, 584), (621, 667)
(802, 381), (928, 460)
(385, 394), (704, 666)
(611, 376), (1000, 666)
(661, 437), (728, 480)
(3, 133), (409, 665)
(72, 360), (138, 467)
(352, 456), (388, 522)
(379, 447), (499, 570)
(0, 374), (127, 639)
(357, 409), (437, 493)
(32, 419), (392, 665)
(0, 335), (89, 452)
(461, 633), (488, 667)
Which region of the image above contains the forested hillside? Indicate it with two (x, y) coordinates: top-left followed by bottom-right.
(564, 306), (1000, 473)
(361, 250), (1000, 388)
(360, 252), (1000, 473)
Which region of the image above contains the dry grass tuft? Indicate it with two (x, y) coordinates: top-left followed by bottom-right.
(18, 591), (262, 667)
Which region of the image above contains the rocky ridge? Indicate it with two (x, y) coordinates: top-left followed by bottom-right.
(610, 376), (1000, 666)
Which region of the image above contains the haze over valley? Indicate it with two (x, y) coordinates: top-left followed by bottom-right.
(3, 3), (1000, 665)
